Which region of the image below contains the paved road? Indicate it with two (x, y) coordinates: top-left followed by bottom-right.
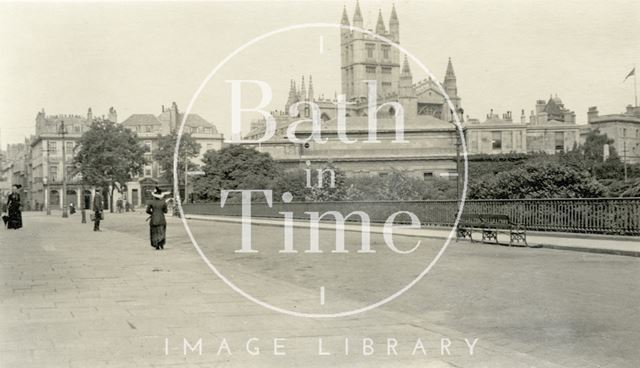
(1, 212), (638, 367)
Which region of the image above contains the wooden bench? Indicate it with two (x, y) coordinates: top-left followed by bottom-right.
(455, 213), (527, 246)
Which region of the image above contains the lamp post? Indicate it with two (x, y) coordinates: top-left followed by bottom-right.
(43, 176), (50, 215)
(450, 108), (465, 202)
(58, 121), (68, 218)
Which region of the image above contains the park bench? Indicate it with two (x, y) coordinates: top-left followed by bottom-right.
(455, 213), (527, 247)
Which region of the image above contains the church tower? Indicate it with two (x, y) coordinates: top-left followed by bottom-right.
(340, 2), (401, 101)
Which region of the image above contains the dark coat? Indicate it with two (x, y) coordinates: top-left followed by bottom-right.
(93, 193), (103, 212)
(146, 198), (167, 226)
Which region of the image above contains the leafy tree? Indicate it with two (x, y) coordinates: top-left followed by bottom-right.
(468, 161), (607, 199)
(305, 163), (349, 201)
(192, 145), (283, 202)
(74, 119), (147, 211)
(344, 169), (457, 201)
(569, 129), (624, 180)
(153, 130), (201, 194)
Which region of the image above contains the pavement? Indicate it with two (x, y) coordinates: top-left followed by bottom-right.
(186, 214), (640, 257)
(1, 211), (639, 367)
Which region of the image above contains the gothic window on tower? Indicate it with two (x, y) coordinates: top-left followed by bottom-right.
(382, 45), (390, 59)
(366, 44), (375, 58)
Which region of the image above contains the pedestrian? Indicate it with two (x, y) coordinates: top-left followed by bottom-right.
(69, 202), (76, 215)
(146, 187), (168, 250)
(93, 191), (104, 231)
(6, 185), (23, 230)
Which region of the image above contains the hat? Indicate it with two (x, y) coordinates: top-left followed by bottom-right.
(151, 186), (166, 199)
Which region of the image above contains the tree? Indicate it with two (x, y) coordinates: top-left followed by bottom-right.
(468, 161), (607, 199)
(305, 163), (349, 201)
(74, 119), (148, 211)
(192, 145), (283, 202)
(153, 130), (201, 196)
(572, 129), (624, 180)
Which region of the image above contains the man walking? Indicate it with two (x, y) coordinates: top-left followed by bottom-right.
(93, 191), (103, 231)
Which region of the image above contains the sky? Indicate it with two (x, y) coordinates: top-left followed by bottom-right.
(0, 0), (638, 147)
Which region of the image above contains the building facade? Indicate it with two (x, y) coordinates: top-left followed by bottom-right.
(245, 2), (462, 180)
(465, 96), (581, 155)
(29, 108), (113, 211)
(120, 102), (224, 206)
(586, 105), (640, 164)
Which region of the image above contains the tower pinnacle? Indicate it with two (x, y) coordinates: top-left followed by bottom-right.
(341, 5), (350, 26)
(401, 55), (412, 76)
(375, 9), (386, 34)
(300, 75), (306, 101)
(308, 75), (314, 101)
(353, 0), (363, 27)
(390, 4), (399, 23)
(445, 57), (456, 79)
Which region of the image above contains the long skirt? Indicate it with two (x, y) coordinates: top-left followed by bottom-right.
(150, 224), (166, 248)
(7, 209), (22, 229)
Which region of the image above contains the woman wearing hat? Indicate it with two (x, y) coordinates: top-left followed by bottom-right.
(146, 187), (168, 250)
(6, 184), (23, 229)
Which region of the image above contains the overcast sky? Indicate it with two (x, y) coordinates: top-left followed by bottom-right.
(1, 0), (638, 147)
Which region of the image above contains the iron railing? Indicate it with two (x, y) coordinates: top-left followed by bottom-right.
(183, 198), (640, 236)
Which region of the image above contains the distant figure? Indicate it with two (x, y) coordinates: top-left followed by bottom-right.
(69, 202), (76, 215)
(6, 185), (23, 229)
(93, 192), (104, 231)
(146, 187), (168, 250)
(116, 198), (123, 213)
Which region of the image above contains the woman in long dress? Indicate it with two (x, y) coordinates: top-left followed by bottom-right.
(6, 185), (23, 230)
(146, 187), (168, 250)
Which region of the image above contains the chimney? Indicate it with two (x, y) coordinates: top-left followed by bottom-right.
(587, 106), (599, 123)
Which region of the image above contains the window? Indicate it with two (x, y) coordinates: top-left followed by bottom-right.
(144, 165), (152, 177)
(491, 131), (502, 150)
(143, 140), (152, 154)
(49, 141), (57, 153)
(366, 44), (375, 58)
(49, 165), (58, 182)
(382, 45), (390, 59)
(423, 172), (434, 180)
(378, 172), (388, 177)
(503, 131), (513, 151)
(382, 82), (392, 87)
(381, 67), (392, 74)
(554, 131), (564, 152)
(145, 125), (152, 132)
(65, 141), (74, 154)
(366, 66), (376, 74)
(66, 166), (74, 179)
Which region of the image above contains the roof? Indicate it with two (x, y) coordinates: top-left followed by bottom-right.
(184, 114), (216, 130)
(543, 98), (565, 116)
(121, 114), (161, 126)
